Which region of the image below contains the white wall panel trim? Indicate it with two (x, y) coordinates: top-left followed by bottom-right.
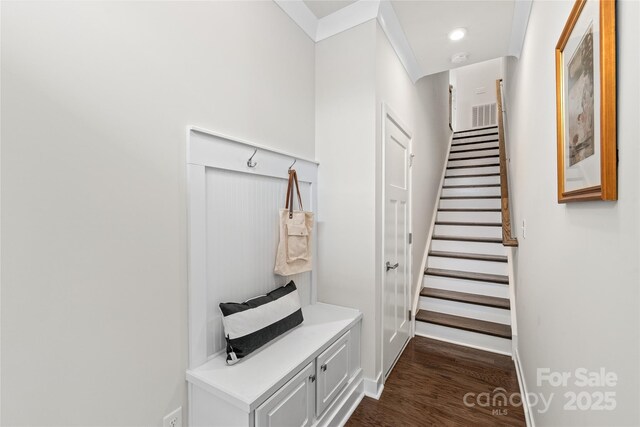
(187, 127), (319, 369)
(190, 126), (318, 166)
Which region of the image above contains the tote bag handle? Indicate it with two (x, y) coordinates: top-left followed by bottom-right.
(285, 169), (303, 219)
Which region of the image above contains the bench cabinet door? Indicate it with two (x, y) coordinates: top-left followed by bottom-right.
(316, 331), (350, 416)
(255, 362), (315, 427)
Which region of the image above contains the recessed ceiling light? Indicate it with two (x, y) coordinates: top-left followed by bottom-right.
(449, 28), (467, 41)
(451, 52), (469, 64)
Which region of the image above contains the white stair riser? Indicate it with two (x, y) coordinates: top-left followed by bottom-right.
(446, 166), (500, 176)
(414, 322), (512, 355)
(450, 141), (499, 152)
(444, 175), (500, 186)
(451, 141), (499, 151)
(439, 198), (501, 209)
(423, 274), (509, 298)
(454, 127), (497, 135)
(419, 297), (511, 324)
(448, 156), (499, 167)
(427, 256), (508, 276)
(430, 239), (508, 256)
(441, 187), (500, 197)
(452, 134), (499, 144)
(437, 211), (502, 223)
(434, 224), (502, 239)
(449, 148), (499, 160)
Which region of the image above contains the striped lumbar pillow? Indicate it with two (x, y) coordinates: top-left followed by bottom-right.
(219, 281), (304, 365)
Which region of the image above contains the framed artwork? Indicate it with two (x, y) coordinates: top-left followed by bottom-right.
(555, 0), (617, 202)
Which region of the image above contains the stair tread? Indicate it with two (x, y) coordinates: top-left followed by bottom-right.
(445, 173), (501, 179)
(428, 250), (508, 263)
(443, 184), (500, 189)
(451, 139), (499, 148)
(440, 195), (500, 200)
(438, 208), (501, 212)
(435, 221), (502, 227)
(421, 288), (510, 309)
(450, 146), (499, 154)
(432, 235), (503, 244)
(453, 133), (499, 141)
(415, 310), (512, 339)
(425, 267), (509, 284)
(449, 154), (499, 161)
(447, 163), (500, 170)
(454, 126), (497, 134)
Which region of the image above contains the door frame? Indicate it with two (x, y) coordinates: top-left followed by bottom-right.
(380, 104), (413, 382)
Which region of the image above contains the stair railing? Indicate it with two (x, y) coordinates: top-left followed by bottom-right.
(496, 79), (518, 247)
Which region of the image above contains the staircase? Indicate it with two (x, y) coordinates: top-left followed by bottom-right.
(414, 125), (513, 355)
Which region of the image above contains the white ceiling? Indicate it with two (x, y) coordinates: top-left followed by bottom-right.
(275, 0), (532, 82)
(392, 1), (515, 76)
(303, 1), (357, 19)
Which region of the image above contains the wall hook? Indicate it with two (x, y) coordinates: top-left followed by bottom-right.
(288, 158), (297, 171)
(247, 149), (258, 168)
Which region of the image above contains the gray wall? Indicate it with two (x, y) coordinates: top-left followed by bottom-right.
(450, 58), (502, 131)
(3, 1), (455, 424)
(375, 24), (451, 334)
(315, 19), (450, 386)
(504, 0), (640, 425)
(1, 2), (315, 425)
(315, 19), (379, 381)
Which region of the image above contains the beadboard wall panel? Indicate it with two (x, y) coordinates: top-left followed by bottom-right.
(205, 168), (312, 355)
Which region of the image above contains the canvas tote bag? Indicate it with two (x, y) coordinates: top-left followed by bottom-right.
(274, 170), (314, 276)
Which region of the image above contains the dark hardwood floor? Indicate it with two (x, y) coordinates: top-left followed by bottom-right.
(346, 337), (526, 427)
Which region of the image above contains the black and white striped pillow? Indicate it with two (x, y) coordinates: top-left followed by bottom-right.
(219, 281), (304, 365)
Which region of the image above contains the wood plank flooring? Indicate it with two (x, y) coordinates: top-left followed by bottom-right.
(346, 337), (525, 427)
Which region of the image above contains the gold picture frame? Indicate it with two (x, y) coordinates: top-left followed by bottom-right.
(555, 0), (617, 203)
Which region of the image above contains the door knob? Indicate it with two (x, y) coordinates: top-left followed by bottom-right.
(386, 262), (399, 271)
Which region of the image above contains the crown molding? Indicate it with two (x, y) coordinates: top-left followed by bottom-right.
(274, 0), (318, 40)
(507, 0), (533, 58)
(316, 0), (380, 41)
(275, 0), (421, 82)
(276, 0), (531, 82)
(377, 0), (422, 83)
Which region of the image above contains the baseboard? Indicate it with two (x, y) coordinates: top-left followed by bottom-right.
(513, 347), (535, 427)
(363, 372), (384, 400)
(411, 133), (454, 319)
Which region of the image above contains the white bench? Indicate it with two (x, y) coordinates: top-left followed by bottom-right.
(187, 303), (363, 427)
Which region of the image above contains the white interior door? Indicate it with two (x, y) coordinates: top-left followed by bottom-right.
(383, 113), (411, 378)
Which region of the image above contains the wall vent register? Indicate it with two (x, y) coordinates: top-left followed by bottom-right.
(472, 103), (497, 128)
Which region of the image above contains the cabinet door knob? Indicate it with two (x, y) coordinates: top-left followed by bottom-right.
(320, 364), (327, 372)
(309, 374), (316, 383)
